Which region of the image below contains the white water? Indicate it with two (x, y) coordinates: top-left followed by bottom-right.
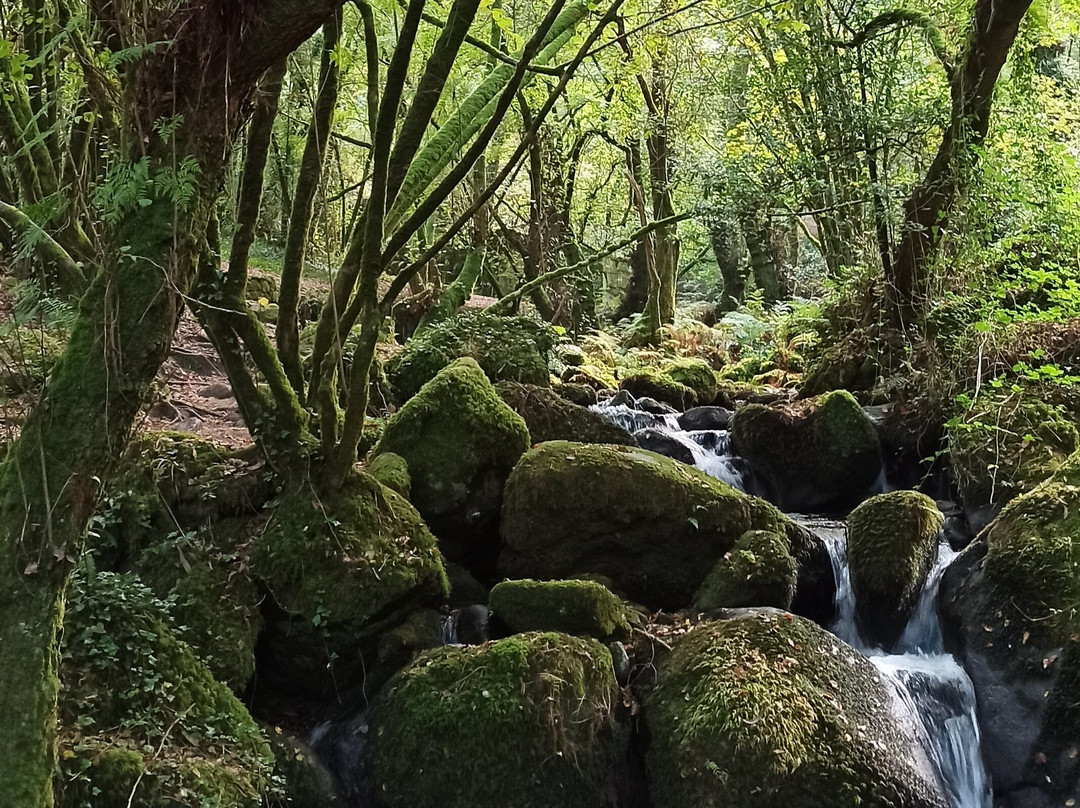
(592, 402), (745, 490)
(808, 519), (991, 808)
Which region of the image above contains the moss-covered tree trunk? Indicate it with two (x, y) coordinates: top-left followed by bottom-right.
(709, 216), (746, 313)
(0, 2), (346, 801)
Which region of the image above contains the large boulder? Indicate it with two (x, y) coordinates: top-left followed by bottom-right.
(619, 368), (697, 410)
(941, 452), (1080, 807)
(730, 390), (882, 511)
(385, 309), (553, 402)
(253, 472), (449, 698)
(56, 570), (274, 807)
(692, 529), (798, 612)
(948, 397), (1077, 521)
(363, 632), (621, 808)
(848, 491), (942, 649)
(490, 579), (633, 641)
(646, 611), (948, 808)
(499, 441), (817, 610)
(661, 357), (718, 404)
(374, 358), (530, 573)
(496, 381), (635, 446)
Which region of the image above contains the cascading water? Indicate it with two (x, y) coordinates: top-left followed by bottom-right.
(591, 402), (746, 489)
(808, 518), (991, 808)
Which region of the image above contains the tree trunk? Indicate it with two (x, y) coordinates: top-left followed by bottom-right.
(710, 216), (746, 313)
(888, 0), (1032, 325)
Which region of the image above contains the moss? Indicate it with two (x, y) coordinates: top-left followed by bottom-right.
(368, 632), (619, 808)
(366, 451), (411, 498)
(848, 491), (942, 648)
(662, 357), (718, 404)
(719, 355), (769, 382)
(693, 530), (797, 612)
(619, 368), (697, 409)
(730, 390), (881, 512)
(553, 381), (597, 407)
(490, 579), (633, 641)
(0, 324), (67, 393)
(386, 309), (554, 402)
(563, 363), (618, 391)
(56, 569), (273, 808)
(949, 397), (1078, 509)
(358, 417), (385, 456)
(254, 470), (449, 635)
(374, 358), (530, 557)
(646, 613), (946, 808)
(496, 381), (634, 446)
(499, 441), (787, 609)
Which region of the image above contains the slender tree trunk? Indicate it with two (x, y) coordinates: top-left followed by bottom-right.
(888, 0), (1032, 325)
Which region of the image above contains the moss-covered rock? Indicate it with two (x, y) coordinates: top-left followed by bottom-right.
(253, 471), (449, 697)
(554, 381), (598, 407)
(693, 530), (798, 612)
(56, 569), (273, 808)
(499, 441), (787, 609)
(847, 491), (941, 649)
(563, 363), (618, 391)
(0, 324), (66, 393)
(132, 522), (261, 692)
(941, 452), (1080, 805)
(490, 579), (633, 641)
(366, 451), (411, 498)
(496, 381), (634, 446)
(264, 728), (344, 807)
(661, 357), (718, 404)
(730, 390), (882, 512)
(386, 309), (553, 402)
(646, 611), (947, 808)
(367, 632), (620, 808)
(619, 368), (697, 410)
(948, 396), (1078, 513)
(374, 358), (530, 573)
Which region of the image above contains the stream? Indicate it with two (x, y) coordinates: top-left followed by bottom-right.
(594, 399), (992, 808)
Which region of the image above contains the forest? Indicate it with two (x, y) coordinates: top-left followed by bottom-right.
(0, 0), (1078, 803)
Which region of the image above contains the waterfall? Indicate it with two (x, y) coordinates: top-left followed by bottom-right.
(591, 402), (746, 490)
(806, 518), (991, 808)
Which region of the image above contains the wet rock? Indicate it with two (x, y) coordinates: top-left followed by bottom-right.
(941, 452), (1080, 807)
(608, 388), (635, 408)
(620, 369), (696, 410)
(497, 381), (634, 446)
(490, 579), (632, 641)
(633, 428), (695, 465)
(677, 405), (732, 431)
(364, 633), (622, 808)
(847, 491), (942, 650)
(646, 611), (948, 808)
(634, 395), (676, 415)
(445, 561), (490, 608)
(443, 604), (492, 645)
(499, 441), (788, 609)
(785, 520), (837, 626)
(730, 390), (882, 512)
(266, 729), (346, 806)
(374, 358), (530, 575)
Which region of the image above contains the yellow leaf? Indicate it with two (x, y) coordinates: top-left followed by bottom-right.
(258, 297), (269, 307)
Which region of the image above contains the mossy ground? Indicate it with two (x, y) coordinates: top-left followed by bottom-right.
(646, 612), (946, 808)
(693, 530), (797, 612)
(368, 632), (619, 808)
(385, 309), (554, 402)
(847, 491), (942, 648)
(490, 578), (633, 640)
(56, 569), (273, 808)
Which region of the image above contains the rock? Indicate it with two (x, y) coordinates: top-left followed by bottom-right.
(497, 381), (635, 446)
(499, 441), (785, 609)
(620, 368), (696, 410)
(557, 343), (586, 366)
(555, 381), (598, 407)
(661, 357), (718, 404)
(608, 389), (635, 408)
(693, 530), (798, 612)
(634, 395), (676, 415)
(374, 359), (531, 573)
(941, 452), (1080, 807)
(366, 451), (411, 498)
(199, 381), (234, 399)
(443, 604), (492, 645)
(265, 730), (345, 807)
(646, 611), (948, 808)
(949, 397), (1077, 516)
(364, 633), (621, 808)
(253, 472), (449, 698)
(633, 428), (694, 465)
(385, 309), (553, 402)
(677, 405), (732, 431)
(563, 363), (618, 391)
(730, 390), (882, 512)
(0, 324), (65, 393)
(847, 491), (942, 649)
(490, 579), (633, 641)
(784, 520), (837, 626)
(57, 570), (274, 807)
(445, 561), (490, 608)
